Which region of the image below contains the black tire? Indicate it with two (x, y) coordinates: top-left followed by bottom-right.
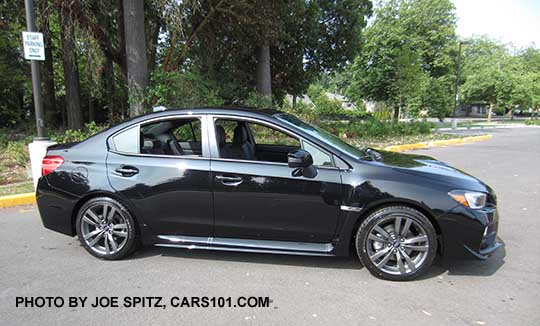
(75, 197), (139, 260)
(355, 206), (437, 281)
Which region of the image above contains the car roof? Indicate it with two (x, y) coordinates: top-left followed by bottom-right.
(142, 106), (283, 119)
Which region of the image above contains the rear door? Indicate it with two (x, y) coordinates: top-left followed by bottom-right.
(106, 115), (213, 237)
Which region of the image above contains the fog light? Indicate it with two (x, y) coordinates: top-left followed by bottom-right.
(483, 226), (488, 237)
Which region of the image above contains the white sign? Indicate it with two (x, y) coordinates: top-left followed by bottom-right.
(22, 32), (45, 61)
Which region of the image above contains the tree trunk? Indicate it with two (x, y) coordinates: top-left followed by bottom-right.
(256, 44), (272, 106)
(103, 56), (115, 123)
(59, 11), (83, 130)
(487, 102), (493, 124)
(146, 5), (161, 74)
(40, 17), (57, 128)
(123, 0), (149, 117)
(292, 95), (297, 109)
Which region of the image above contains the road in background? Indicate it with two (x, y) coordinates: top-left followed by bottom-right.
(1, 128), (539, 325)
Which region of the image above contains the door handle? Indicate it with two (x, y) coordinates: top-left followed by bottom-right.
(215, 175), (243, 186)
(115, 166), (139, 177)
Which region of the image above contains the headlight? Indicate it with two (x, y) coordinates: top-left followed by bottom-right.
(449, 190), (487, 209)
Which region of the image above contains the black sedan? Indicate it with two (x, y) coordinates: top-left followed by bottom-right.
(36, 108), (502, 281)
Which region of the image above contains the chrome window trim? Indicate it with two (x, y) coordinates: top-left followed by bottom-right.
(208, 114), (340, 169)
(108, 151), (209, 161)
(107, 114), (211, 159)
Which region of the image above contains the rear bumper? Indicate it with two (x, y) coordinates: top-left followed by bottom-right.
(36, 177), (78, 236)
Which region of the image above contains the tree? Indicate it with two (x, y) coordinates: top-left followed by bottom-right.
(58, 3), (83, 130)
(158, 0), (372, 105)
(123, 0), (148, 117)
(460, 37), (509, 122)
(347, 0), (457, 120)
(0, 1), (28, 127)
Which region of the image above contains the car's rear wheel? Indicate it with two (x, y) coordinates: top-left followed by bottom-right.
(76, 197), (139, 259)
(356, 206), (437, 281)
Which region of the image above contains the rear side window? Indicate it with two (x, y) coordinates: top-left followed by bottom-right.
(140, 117), (203, 156)
(112, 126), (139, 154)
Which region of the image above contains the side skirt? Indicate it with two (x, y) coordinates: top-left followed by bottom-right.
(155, 235), (336, 257)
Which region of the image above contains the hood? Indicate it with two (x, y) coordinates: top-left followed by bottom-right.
(370, 149), (490, 193)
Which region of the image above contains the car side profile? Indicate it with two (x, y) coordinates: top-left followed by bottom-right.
(36, 108), (502, 281)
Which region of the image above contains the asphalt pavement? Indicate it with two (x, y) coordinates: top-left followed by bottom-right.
(1, 127), (539, 326)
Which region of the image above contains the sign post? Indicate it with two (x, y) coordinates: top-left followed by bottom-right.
(24, 0), (55, 189)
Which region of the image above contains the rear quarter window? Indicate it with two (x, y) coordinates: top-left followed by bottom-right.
(112, 125), (139, 154)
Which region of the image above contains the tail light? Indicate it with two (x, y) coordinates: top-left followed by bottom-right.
(42, 156), (64, 176)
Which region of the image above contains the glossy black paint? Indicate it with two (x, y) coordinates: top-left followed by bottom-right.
(36, 107), (501, 259)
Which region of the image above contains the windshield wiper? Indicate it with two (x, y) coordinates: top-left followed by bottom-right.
(358, 147), (382, 161)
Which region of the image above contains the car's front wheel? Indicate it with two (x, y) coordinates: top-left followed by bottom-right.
(76, 197), (139, 259)
(356, 206), (437, 281)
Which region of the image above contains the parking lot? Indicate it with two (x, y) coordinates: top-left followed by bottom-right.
(1, 127), (539, 325)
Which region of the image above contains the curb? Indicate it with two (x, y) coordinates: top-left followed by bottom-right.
(384, 134), (493, 152)
(436, 125), (540, 131)
(0, 193), (36, 209)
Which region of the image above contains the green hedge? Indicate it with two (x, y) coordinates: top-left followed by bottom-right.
(320, 119), (434, 139)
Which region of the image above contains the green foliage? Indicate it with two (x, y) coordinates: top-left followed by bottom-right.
(423, 77), (453, 121)
(460, 37), (540, 113)
(347, 0), (457, 119)
(320, 119), (434, 139)
(307, 85), (345, 117)
(182, 0), (372, 102)
(524, 120), (540, 126)
(373, 109), (393, 121)
(4, 141), (29, 168)
(460, 37), (506, 106)
(0, 1), (29, 127)
(49, 122), (106, 144)
(0, 139), (30, 185)
(148, 69), (225, 109)
(243, 92), (273, 109)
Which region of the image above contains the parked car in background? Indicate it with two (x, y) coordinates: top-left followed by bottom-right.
(36, 108), (502, 281)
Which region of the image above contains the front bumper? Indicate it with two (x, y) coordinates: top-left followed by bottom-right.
(463, 204), (503, 259)
(439, 203), (503, 259)
(464, 240), (504, 259)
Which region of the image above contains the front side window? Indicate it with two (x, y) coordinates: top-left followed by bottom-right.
(215, 118), (300, 163)
(140, 117), (203, 156)
(302, 141), (333, 167)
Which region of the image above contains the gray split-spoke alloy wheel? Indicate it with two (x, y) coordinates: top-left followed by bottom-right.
(76, 197), (139, 260)
(356, 206), (437, 281)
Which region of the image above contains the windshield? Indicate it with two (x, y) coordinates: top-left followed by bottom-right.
(274, 113), (368, 160)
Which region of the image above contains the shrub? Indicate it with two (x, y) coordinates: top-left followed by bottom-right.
(525, 119), (540, 126)
(49, 122), (106, 144)
(319, 119), (434, 139)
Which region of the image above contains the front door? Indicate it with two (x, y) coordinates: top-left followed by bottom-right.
(106, 116), (213, 236)
(210, 117), (342, 243)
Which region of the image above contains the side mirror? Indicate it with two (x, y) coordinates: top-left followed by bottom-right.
(288, 150), (317, 178)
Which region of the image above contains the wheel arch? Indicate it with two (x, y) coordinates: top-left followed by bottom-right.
(338, 198), (443, 256)
(70, 191), (143, 237)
